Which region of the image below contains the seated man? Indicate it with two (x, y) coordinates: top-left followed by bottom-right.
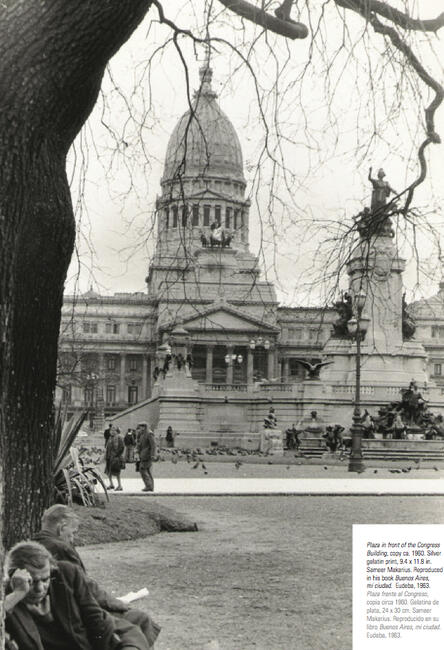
(33, 504), (160, 649)
(5, 540), (148, 649)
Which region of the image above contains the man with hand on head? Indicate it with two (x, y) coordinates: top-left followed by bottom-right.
(33, 504), (161, 649)
(5, 540), (148, 649)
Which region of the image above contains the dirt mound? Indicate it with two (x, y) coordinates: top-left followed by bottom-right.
(73, 498), (198, 545)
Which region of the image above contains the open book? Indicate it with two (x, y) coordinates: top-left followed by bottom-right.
(117, 587), (149, 604)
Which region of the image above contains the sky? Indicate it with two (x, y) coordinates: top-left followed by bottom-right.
(65, 1), (444, 307)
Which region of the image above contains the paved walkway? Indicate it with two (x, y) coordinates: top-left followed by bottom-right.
(101, 475), (444, 496)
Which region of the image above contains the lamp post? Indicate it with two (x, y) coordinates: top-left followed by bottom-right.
(347, 290), (370, 472)
(86, 371), (99, 430)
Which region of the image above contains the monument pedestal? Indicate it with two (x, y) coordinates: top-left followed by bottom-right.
(260, 428), (284, 455)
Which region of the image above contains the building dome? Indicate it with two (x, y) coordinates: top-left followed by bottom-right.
(162, 66), (245, 185)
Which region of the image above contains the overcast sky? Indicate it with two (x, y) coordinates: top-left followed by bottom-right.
(65, 1), (444, 306)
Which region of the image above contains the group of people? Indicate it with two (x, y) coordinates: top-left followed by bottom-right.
(103, 422), (157, 492)
(5, 504), (160, 649)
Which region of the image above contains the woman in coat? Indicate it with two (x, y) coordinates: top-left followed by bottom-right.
(105, 425), (125, 490)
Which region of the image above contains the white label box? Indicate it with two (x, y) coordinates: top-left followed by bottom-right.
(353, 525), (444, 649)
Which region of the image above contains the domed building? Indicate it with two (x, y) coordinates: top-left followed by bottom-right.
(58, 65), (444, 450)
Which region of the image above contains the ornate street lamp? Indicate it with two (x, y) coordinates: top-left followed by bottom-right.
(224, 353), (243, 365)
(86, 371), (99, 429)
(249, 338), (270, 350)
(347, 290), (370, 472)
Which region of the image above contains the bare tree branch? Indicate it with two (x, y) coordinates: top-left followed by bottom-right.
(216, 0), (309, 39)
(335, 0), (444, 33)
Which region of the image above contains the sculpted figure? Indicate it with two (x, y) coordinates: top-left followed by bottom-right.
(368, 167), (397, 213)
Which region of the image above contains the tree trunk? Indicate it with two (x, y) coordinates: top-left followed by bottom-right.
(0, 0), (152, 557)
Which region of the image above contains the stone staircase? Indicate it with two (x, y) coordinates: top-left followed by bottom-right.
(298, 437), (444, 462)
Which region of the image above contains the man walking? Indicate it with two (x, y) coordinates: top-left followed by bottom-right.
(136, 421), (156, 492)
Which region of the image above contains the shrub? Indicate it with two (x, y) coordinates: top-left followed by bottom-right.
(53, 408), (109, 506)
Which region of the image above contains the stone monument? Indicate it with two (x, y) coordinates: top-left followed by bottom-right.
(320, 166), (432, 422)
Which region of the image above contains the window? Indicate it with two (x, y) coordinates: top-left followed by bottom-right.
(181, 205), (187, 227)
(434, 363), (442, 376)
(128, 385), (138, 404)
(127, 323), (142, 336)
(172, 205), (178, 228)
(62, 385), (72, 404)
(309, 329), (320, 342)
(233, 209), (239, 230)
(84, 387), (93, 405)
(203, 205), (211, 226)
(225, 206), (231, 229)
(83, 322), (98, 334)
(165, 207), (169, 229)
(192, 205), (199, 226)
(215, 205), (221, 223)
(105, 322), (119, 334)
(106, 385), (116, 405)
(107, 356), (116, 371)
(288, 328), (303, 341)
(129, 357), (139, 371)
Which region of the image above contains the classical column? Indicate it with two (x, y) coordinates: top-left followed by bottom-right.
(142, 354), (148, 399)
(206, 345), (214, 383)
(267, 349), (274, 380)
(247, 349), (254, 384)
(226, 346), (234, 385)
(283, 357), (290, 382)
(120, 353), (126, 404)
(98, 353), (105, 401)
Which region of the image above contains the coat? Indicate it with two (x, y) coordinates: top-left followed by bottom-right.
(33, 530), (159, 648)
(105, 434), (125, 475)
(137, 431), (156, 464)
(33, 531), (126, 613)
(6, 562), (117, 650)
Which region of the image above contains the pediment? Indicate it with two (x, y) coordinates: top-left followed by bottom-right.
(180, 304), (279, 333)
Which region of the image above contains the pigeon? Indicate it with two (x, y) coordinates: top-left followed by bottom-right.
(234, 460), (242, 470)
(202, 463), (207, 470)
(373, 470), (378, 474)
(192, 462), (199, 469)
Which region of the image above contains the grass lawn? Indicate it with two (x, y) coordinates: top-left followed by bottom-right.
(78, 495), (444, 650)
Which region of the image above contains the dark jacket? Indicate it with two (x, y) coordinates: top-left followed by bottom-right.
(6, 562), (117, 650)
(33, 531), (157, 648)
(33, 531), (127, 613)
(137, 431), (156, 463)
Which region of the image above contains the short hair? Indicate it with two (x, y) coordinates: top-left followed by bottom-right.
(137, 421), (148, 428)
(5, 541), (56, 576)
(42, 504), (80, 530)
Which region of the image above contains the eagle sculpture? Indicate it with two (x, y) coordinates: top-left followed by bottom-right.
(293, 358), (333, 379)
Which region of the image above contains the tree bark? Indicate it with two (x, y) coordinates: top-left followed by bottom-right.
(0, 0), (153, 549)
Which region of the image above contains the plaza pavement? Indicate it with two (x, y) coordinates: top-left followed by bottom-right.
(100, 467), (444, 496)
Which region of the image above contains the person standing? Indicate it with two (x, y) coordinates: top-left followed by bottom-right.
(103, 422), (112, 447)
(166, 426), (175, 448)
(136, 422), (156, 492)
(124, 428), (136, 462)
(105, 425), (125, 491)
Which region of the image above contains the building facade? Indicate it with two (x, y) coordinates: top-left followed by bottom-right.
(57, 65), (444, 431)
